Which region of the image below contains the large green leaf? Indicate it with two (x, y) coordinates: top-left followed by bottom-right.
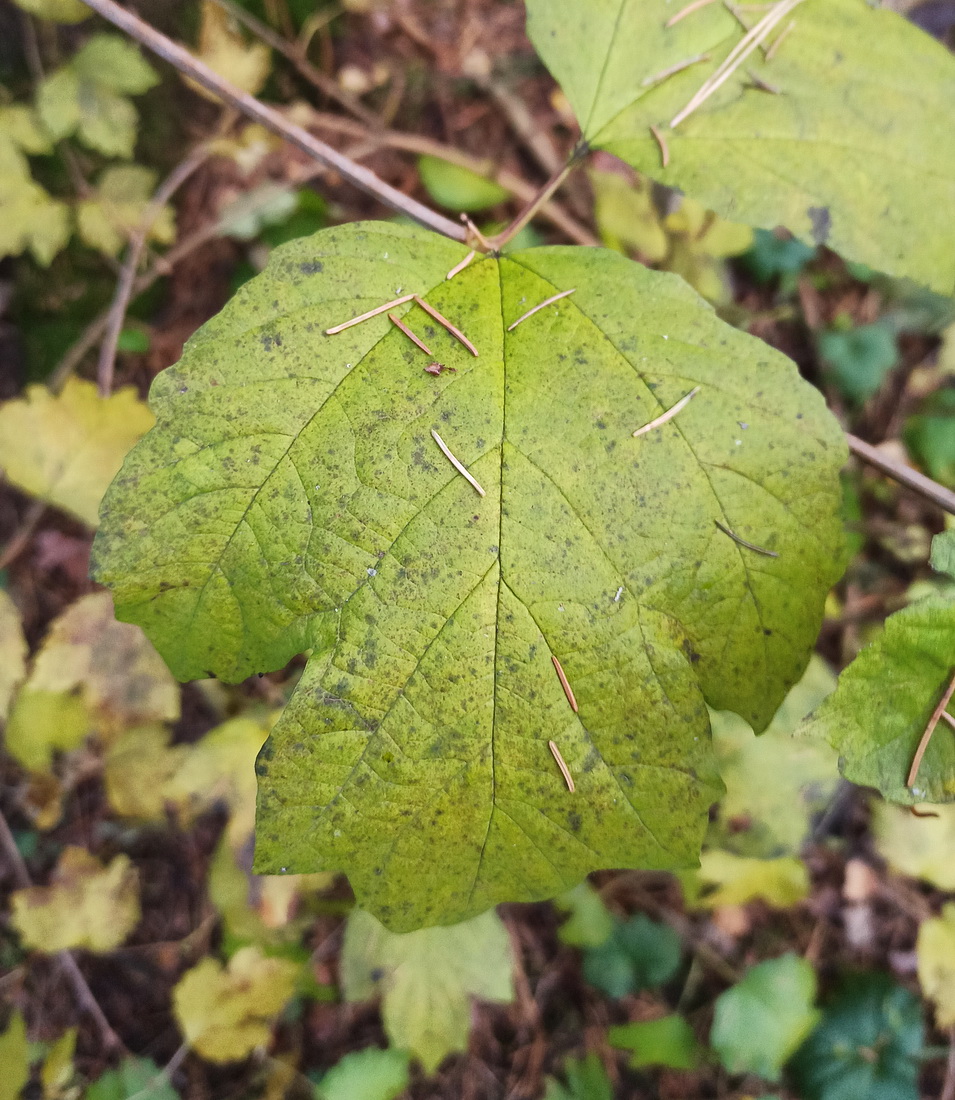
(526, 0), (955, 294)
(92, 222), (845, 929)
(802, 531), (955, 804)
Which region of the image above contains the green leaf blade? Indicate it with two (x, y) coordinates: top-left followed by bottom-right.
(93, 222), (846, 929)
(527, 0), (955, 293)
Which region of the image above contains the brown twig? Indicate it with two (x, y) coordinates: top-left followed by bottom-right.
(306, 112), (600, 247)
(97, 147), (209, 396)
(0, 500), (46, 570)
(77, 0), (466, 242)
(846, 434), (955, 517)
(906, 668), (955, 790)
(490, 160), (576, 251)
(0, 811), (124, 1053)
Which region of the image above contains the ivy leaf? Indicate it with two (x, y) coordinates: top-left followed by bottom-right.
(787, 973), (922, 1100)
(172, 946), (298, 1063)
(0, 105), (53, 155)
(341, 906), (514, 1071)
(10, 847), (140, 953)
(609, 1014), (699, 1070)
(0, 377), (154, 527)
(711, 954), (819, 1080)
(526, 0), (955, 294)
(92, 222), (846, 929)
(801, 531), (955, 804)
(77, 165), (175, 258)
(582, 913), (682, 998)
(86, 1057), (179, 1100)
(37, 35), (158, 158)
(555, 881), (615, 948)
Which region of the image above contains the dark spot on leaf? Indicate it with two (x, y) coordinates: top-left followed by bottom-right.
(808, 206), (832, 245)
(299, 261), (324, 274)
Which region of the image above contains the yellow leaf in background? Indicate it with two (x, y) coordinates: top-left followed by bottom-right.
(172, 946), (298, 1062)
(164, 715), (272, 847)
(4, 690), (91, 772)
(0, 1011), (30, 1100)
(190, 2), (271, 100)
(11, 0), (91, 23)
(77, 165), (175, 257)
(10, 847), (140, 953)
(8, 592), (179, 767)
(710, 655), (840, 857)
(588, 168), (668, 262)
(918, 903), (955, 1027)
(104, 725), (189, 820)
(692, 851), (810, 909)
(0, 143), (70, 266)
(873, 801), (955, 890)
(664, 197), (753, 259)
(0, 590), (27, 722)
(0, 377), (154, 527)
(39, 1028), (76, 1094)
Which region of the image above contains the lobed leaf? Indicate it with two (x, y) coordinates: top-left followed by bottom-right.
(93, 222), (846, 929)
(526, 0), (955, 294)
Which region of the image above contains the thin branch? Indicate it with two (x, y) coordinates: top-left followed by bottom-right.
(489, 160), (575, 251)
(77, 0), (466, 242)
(0, 500), (46, 570)
(0, 811), (124, 1053)
(97, 147), (209, 396)
(907, 668), (955, 790)
(665, 0), (720, 27)
(846, 433), (955, 516)
(306, 112), (600, 246)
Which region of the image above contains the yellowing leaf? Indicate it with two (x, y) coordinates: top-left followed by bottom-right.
(873, 801), (955, 890)
(0, 590), (27, 722)
(77, 165), (175, 258)
(693, 851), (809, 908)
(165, 715), (271, 847)
(10, 847), (140, 953)
(172, 946), (298, 1062)
(39, 1028), (76, 1093)
(11, 0), (91, 22)
(0, 1011), (30, 1100)
(15, 591), (178, 749)
(190, 2), (271, 99)
(104, 725), (189, 820)
(37, 35), (157, 158)
(4, 690), (91, 772)
(710, 655), (839, 857)
(918, 903), (955, 1027)
(0, 143), (70, 265)
(0, 377), (154, 527)
(589, 168), (668, 262)
(341, 908), (514, 1071)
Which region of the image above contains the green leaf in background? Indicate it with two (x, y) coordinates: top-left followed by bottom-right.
(738, 229), (815, 287)
(708, 655), (838, 857)
(315, 1047), (411, 1100)
(609, 1014), (699, 1070)
(872, 799), (955, 891)
(801, 531), (955, 804)
(0, 1011), (30, 1100)
(0, 143), (70, 266)
(543, 1052), (613, 1100)
(37, 35), (158, 158)
(787, 973), (922, 1100)
(582, 913), (681, 998)
(692, 851), (809, 909)
(526, 0), (955, 293)
(92, 221), (846, 929)
(711, 954), (819, 1080)
(555, 881), (615, 948)
(931, 531), (955, 581)
(77, 165), (175, 258)
(340, 907), (514, 1071)
(818, 322), (898, 405)
(86, 1057), (178, 1100)
(11, 0), (91, 22)
(417, 155), (510, 212)
(905, 388), (955, 489)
